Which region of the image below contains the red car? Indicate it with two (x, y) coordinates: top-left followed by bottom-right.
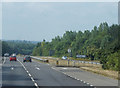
(10, 56), (16, 61)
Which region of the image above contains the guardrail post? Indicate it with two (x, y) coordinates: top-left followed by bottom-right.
(68, 59), (69, 66)
(46, 60), (49, 63)
(73, 61), (75, 67)
(56, 60), (59, 66)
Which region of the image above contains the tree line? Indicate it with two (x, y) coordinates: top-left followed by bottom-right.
(32, 22), (120, 71)
(2, 40), (36, 56)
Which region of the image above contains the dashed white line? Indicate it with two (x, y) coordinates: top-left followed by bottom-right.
(51, 67), (55, 69)
(28, 73), (32, 77)
(90, 85), (93, 86)
(87, 83), (90, 85)
(11, 67), (14, 70)
(3, 57), (6, 64)
(63, 72), (66, 75)
(36, 67), (40, 70)
(34, 83), (39, 88)
(31, 77), (35, 82)
(74, 77), (77, 79)
(51, 67), (95, 87)
(17, 59), (39, 88)
(83, 81), (86, 83)
(62, 68), (67, 69)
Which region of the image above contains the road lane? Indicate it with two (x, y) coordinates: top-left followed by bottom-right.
(2, 57), (35, 87)
(52, 67), (118, 86)
(31, 57), (118, 87)
(1, 56), (118, 88)
(17, 57), (90, 87)
(2, 56), (95, 87)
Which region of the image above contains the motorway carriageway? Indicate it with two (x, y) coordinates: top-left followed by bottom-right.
(2, 57), (95, 88)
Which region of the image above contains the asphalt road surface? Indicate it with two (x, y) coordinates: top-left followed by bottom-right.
(52, 67), (118, 86)
(2, 57), (93, 88)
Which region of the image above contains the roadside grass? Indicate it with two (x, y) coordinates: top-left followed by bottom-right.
(80, 67), (119, 80)
(32, 59), (48, 64)
(34, 56), (100, 62)
(32, 56), (118, 80)
(68, 57), (100, 62)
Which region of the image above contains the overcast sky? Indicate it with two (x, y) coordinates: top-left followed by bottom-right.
(2, 2), (118, 41)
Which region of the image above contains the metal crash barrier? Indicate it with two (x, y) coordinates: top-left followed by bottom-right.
(31, 56), (48, 63)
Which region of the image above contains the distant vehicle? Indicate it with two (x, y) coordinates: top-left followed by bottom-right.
(10, 55), (16, 61)
(4, 53), (9, 57)
(23, 56), (32, 62)
(62, 56), (67, 60)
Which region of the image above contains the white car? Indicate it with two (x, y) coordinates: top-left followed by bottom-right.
(62, 56), (67, 60)
(4, 53), (9, 57)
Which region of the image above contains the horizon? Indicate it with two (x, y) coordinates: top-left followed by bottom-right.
(2, 22), (118, 42)
(2, 21), (118, 42)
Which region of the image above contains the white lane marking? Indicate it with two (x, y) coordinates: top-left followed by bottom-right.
(11, 67), (14, 70)
(87, 83), (90, 85)
(36, 67), (40, 70)
(17, 59), (39, 88)
(51, 67), (55, 69)
(34, 83), (39, 88)
(24, 67), (27, 71)
(31, 77), (35, 82)
(90, 85), (93, 86)
(74, 77), (77, 79)
(51, 66), (94, 87)
(83, 81), (86, 83)
(62, 68), (67, 70)
(63, 72), (66, 75)
(28, 73), (32, 77)
(3, 57), (6, 64)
